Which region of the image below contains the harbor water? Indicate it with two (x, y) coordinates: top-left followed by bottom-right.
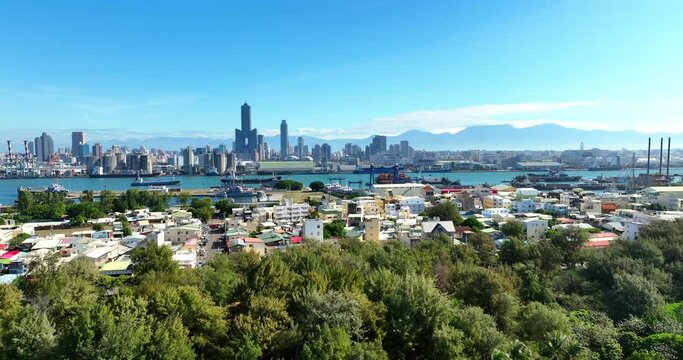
(1, 168), (681, 206)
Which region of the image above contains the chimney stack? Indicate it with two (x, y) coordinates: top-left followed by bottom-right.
(659, 137), (664, 175)
(646, 137), (651, 176)
(667, 137), (671, 178)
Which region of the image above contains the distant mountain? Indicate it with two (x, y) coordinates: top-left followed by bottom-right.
(4, 124), (680, 151)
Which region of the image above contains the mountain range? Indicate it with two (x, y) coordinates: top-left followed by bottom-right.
(4, 124), (680, 152)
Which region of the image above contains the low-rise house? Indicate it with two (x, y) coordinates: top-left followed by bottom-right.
(302, 219), (324, 241)
(421, 221), (456, 242)
(229, 237), (267, 256)
(521, 218), (548, 241)
(398, 196), (426, 214)
(164, 223), (202, 245)
(482, 208), (510, 218)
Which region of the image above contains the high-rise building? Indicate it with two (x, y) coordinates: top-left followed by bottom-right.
(321, 143), (332, 161)
(139, 154), (153, 173)
(370, 135), (387, 155)
(297, 136), (304, 159)
(234, 102), (259, 160)
(312, 144), (321, 162)
(34, 132), (54, 162)
(280, 120), (289, 159)
(71, 131), (86, 161)
(183, 146), (194, 175)
(400, 140), (410, 157)
(102, 154), (118, 173)
(92, 143), (103, 158)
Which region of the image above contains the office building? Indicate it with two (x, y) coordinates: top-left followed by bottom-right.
(280, 120), (289, 159)
(370, 135), (387, 155)
(234, 102), (259, 160)
(71, 131), (86, 161)
(92, 143), (103, 158)
(183, 146), (194, 175)
(139, 154), (153, 173)
(297, 136), (304, 158)
(34, 132), (54, 162)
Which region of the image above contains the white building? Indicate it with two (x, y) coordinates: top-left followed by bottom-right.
(398, 196), (426, 214)
(521, 218), (548, 241)
(273, 199), (310, 223)
(482, 208), (510, 218)
(302, 219), (324, 241)
(513, 199), (537, 213)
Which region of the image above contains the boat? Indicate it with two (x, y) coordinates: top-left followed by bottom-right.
(513, 171), (581, 183)
(221, 175), (280, 185)
(90, 172), (161, 178)
(131, 175), (180, 187)
(46, 183), (69, 194)
(375, 172), (409, 184)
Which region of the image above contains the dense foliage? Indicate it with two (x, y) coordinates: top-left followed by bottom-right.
(15, 189), (171, 222)
(1, 220), (683, 359)
(274, 180), (304, 191)
(309, 181), (325, 192)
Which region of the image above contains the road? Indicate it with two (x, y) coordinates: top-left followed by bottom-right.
(197, 225), (226, 266)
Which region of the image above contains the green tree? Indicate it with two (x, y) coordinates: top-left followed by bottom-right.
(501, 220), (525, 238)
(176, 192), (191, 206)
(462, 216), (484, 232)
(8, 233), (31, 250)
(130, 243), (178, 275)
(309, 181), (325, 192)
(214, 199), (237, 217)
(469, 232), (497, 266)
(549, 227), (589, 268)
(382, 273), (458, 359)
(324, 220), (346, 239)
(92, 223), (104, 231)
(608, 272), (665, 320)
(453, 306), (505, 359)
(148, 316), (196, 360)
(423, 201), (462, 224)
(274, 180), (303, 191)
(300, 325), (351, 360)
(1, 305), (57, 360)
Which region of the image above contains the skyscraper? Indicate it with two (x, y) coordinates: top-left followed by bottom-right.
(183, 146), (194, 175)
(297, 136), (304, 158)
(71, 131), (86, 161)
(92, 143), (103, 158)
(280, 120), (289, 159)
(234, 102), (258, 160)
(370, 135), (387, 155)
(34, 132), (54, 162)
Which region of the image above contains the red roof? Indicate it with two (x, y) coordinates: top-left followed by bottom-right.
(440, 188), (464, 194)
(590, 231), (619, 239)
(585, 240), (611, 248)
(0, 250), (21, 259)
(0, 244), (7, 250)
(290, 236), (302, 244)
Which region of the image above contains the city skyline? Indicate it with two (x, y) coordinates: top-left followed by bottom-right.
(2, 1), (683, 137)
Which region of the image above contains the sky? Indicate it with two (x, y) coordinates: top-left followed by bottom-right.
(1, 0), (683, 143)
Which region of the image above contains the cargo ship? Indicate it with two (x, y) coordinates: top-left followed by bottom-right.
(131, 175), (180, 187)
(513, 171), (581, 183)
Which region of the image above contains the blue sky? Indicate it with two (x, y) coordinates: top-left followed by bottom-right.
(1, 0), (682, 142)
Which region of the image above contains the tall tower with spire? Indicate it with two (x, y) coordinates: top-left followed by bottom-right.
(234, 102), (259, 160)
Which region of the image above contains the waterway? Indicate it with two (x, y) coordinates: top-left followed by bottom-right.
(1, 168), (681, 206)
